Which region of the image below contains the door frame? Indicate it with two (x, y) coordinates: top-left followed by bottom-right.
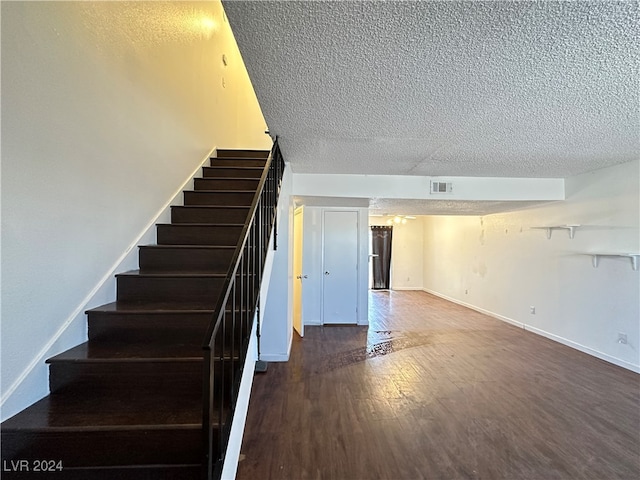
(292, 206), (305, 337)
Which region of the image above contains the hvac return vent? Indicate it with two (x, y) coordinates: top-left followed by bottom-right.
(431, 181), (453, 194)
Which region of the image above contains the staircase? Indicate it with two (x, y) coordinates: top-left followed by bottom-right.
(1, 146), (282, 479)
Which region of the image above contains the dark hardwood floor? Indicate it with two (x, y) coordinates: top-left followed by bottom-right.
(237, 290), (640, 480)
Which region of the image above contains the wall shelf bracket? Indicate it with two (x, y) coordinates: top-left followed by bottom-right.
(589, 253), (640, 271)
(532, 225), (580, 239)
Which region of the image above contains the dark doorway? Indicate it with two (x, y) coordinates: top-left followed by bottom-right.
(370, 225), (392, 289)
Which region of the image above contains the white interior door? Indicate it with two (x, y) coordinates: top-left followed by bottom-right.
(292, 206), (304, 337)
(322, 210), (358, 324)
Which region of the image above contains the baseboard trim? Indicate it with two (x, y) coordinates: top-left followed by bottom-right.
(422, 288), (525, 329)
(524, 325), (640, 374)
(421, 288), (639, 374)
(0, 147), (216, 415)
(259, 353), (290, 362)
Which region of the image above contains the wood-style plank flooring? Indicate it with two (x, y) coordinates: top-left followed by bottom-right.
(237, 291), (640, 480)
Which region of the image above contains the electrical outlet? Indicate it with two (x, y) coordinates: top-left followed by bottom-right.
(530, 306), (536, 314)
(618, 333), (627, 345)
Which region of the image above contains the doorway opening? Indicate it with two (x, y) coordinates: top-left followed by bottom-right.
(370, 225), (392, 290)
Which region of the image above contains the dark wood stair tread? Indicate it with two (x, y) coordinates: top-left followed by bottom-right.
(116, 270), (226, 278)
(46, 342), (239, 364)
(140, 244), (236, 249)
(157, 222), (245, 226)
(210, 158), (266, 167)
(156, 222), (244, 228)
(211, 156), (267, 161)
(201, 166), (264, 178)
(171, 204), (250, 208)
(1, 392), (211, 470)
(215, 149), (269, 158)
(183, 190), (255, 207)
(87, 301), (216, 314)
(196, 176), (260, 180)
(46, 342), (203, 363)
(138, 245), (236, 273)
(205, 165), (263, 170)
(88, 301), (246, 314)
(184, 189), (256, 193)
(1, 390), (203, 431)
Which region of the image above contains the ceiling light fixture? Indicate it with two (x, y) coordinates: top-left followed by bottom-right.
(384, 215), (415, 225)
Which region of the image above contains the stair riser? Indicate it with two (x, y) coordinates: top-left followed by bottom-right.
(88, 312), (211, 344)
(202, 167), (262, 178)
(49, 362), (203, 395)
(171, 206), (250, 224)
(216, 149), (269, 158)
(138, 247), (234, 273)
(183, 191), (255, 206)
(48, 361), (236, 398)
(156, 225), (244, 245)
(194, 178), (260, 191)
(1, 428), (203, 468)
(210, 158), (266, 167)
(87, 312), (244, 346)
(116, 276), (224, 304)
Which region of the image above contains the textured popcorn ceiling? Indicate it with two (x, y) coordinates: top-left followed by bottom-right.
(224, 0), (639, 179)
(293, 195), (554, 216)
(369, 198), (554, 216)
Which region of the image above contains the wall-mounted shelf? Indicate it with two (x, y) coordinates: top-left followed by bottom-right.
(587, 253), (640, 271)
(532, 225), (581, 239)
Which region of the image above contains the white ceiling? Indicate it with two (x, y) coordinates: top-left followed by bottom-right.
(295, 195), (556, 216)
(225, 0), (638, 177)
(224, 1), (638, 215)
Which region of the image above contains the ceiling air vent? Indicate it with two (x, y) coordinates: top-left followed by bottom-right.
(431, 181), (453, 194)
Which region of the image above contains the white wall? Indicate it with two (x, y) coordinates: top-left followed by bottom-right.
(369, 217), (424, 290)
(423, 160), (640, 372)
(1, 1), (270, 420)
(260, 166), (294, 361)
(293, 173), (564, 202)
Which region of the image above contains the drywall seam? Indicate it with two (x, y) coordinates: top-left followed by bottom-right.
(0, 146), (216, 410)
(422, 288), (640, 373)
(221, 320), (257, 480)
